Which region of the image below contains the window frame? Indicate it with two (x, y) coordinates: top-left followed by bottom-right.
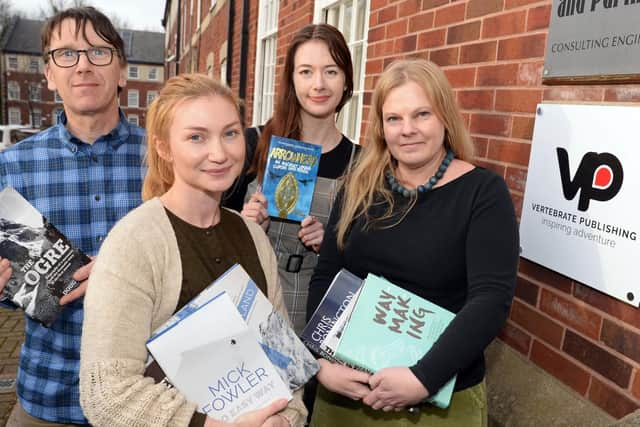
(220, 57), (227, 85)
(127, 89), (139, 107)
(7, 81), (20, 100)
(31, 109), (42, 128)
(128, 66), (139, 79)
(8, 108), (21, 125)
(146, 90), (158, 107)
(54, 108), (65, 124)
(29, 83), (42, 102)
(313, 0), (370, 144)
(29, 58), (39, 73)
(251, 0), (279, 126)
(7, 56), (18, 70)
(196, 0), (202, 29)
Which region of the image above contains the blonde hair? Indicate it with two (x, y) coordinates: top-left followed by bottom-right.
(336, 59), (474, 248)
(142, 74), (242, 201)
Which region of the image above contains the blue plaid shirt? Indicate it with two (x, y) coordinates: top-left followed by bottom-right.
(0, 110), (146, 424)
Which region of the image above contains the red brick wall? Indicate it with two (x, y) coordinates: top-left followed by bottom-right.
(229, 0), (242, 97)
(164, 2), (178, 79)
(174, 0), (640, 417)
(361, 0), (640, 418)
(174, 0), (315, 124)
(242, 0), (260, 122)
(190, 0), (315, 124)
(179, 0), (191, 74)
(273, 1), (315, 98)
(4, 72), (57, 128)
(196, 3), (230, 77)
(177, 0), (260, 124)
(3, 73), (161, 129)
(120, 80), (164, 128)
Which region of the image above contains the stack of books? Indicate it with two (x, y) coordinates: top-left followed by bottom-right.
(146, 264), (319, 421)
(301, 270), (457, 409)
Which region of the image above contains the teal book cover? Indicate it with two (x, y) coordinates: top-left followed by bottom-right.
(262, 136), (321, 222)
(334, 273), (457, 409)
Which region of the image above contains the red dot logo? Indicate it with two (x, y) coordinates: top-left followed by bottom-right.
(556, 148), (623, 211)
(592, 165), (613, 190)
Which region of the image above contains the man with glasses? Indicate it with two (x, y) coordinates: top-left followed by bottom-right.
(0, 7), (145, 426)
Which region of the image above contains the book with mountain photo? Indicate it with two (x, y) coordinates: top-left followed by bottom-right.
(146, 292), (292, 421)
(333, 273), (458, 409)
(262, 136), (321, 222)
(150, 263), (319, 391)
(0, 187), (91, 326)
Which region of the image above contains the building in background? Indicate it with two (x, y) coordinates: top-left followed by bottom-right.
(0, 18), (164, 128)
(162, 0), (260, 127)
(162, 0), (366, 143)
(163, 0), (640, 423)
(117, 28), (165, 127)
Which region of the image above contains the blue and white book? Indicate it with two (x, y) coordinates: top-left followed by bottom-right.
(146, 292), (292, 420)
(319, 285), (362, 361)
(150, 264), (319, 391)
(301, 269), (363, 361)
(262, 136), (321, 222)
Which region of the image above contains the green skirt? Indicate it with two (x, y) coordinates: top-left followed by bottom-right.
(310, 381), (487, 427)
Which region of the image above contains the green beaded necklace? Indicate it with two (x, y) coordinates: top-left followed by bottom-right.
(385, 149), (455, 197)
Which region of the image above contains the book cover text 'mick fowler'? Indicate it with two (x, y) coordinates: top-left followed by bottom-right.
(146, 292), (292, 421)
(150, 263), (319, 391)
(262, 136), (321, 222)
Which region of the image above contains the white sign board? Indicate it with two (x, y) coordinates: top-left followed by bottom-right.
(520, 103), (640, 307)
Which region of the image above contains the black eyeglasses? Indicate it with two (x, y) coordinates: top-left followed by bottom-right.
(46, 47), (118, 68)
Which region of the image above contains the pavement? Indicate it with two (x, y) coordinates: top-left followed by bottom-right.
(0, 307), (24, 426)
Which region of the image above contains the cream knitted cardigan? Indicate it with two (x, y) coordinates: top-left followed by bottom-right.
(80, 198), (306, 427)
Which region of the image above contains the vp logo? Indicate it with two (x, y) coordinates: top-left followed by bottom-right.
(556, 148), (623, 212)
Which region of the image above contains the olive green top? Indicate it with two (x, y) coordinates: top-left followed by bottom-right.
(166, 207), (268, 311)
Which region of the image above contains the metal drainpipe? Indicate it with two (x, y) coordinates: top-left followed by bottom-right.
(238, 0), (250, 121)
(175, 0), (181, 76)
(226, 0), (235, 87)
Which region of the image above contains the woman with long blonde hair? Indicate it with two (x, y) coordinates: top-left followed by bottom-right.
(80, 74), (306, 427)
(307, 59), (519, 426)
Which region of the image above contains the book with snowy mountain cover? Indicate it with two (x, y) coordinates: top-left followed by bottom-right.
(150, 263), (319, 391)
(0, 187), (91, 326)
(262, 136), (321, 222)
(146, 292), (292, 420)
(301, 269), (363, 361)
(334, 273), (458, 409)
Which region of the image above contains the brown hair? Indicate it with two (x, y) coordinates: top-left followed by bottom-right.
(336, 59), (475, 249)
(249, 24), (353, 182)
(41, 6), (127, 66)
(142, 74), (243, 200)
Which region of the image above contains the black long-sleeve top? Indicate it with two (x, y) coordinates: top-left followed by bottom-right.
(307, 167), (519, 395)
